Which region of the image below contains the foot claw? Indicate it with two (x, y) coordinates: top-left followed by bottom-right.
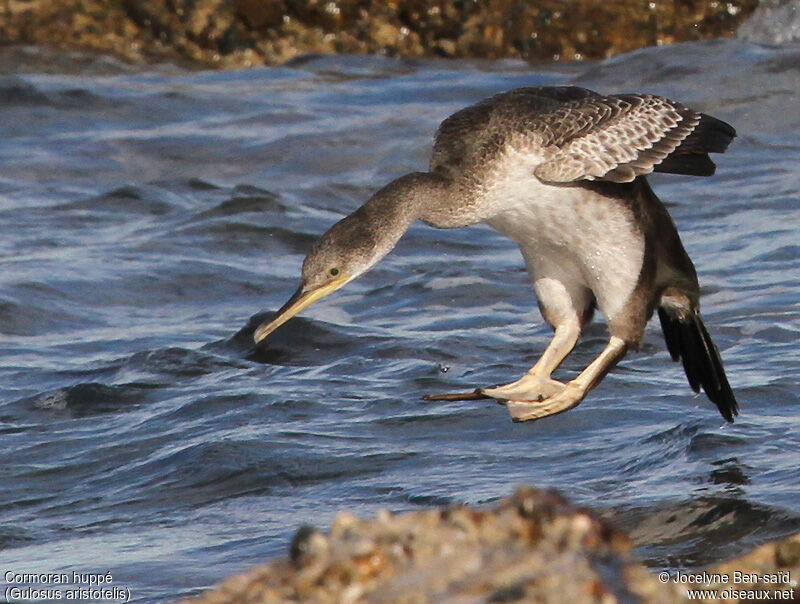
(425, 378), (581, 421)
(481, 376), (565, 402)
(505, 383), (584, 422)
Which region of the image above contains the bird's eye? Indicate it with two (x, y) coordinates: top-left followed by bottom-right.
(329, 267), (340, 277)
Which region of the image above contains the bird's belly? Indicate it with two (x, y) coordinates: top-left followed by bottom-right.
(486, 181), (645, 321)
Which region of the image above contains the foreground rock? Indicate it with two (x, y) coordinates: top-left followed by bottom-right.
(179, 487), (680, 603)
(178, 487), (799, 603)
(693, 534), (800, 603)
(1, 0), (757, 68)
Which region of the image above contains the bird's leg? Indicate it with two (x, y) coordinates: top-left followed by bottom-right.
(506, 336), (628, 422)
(480, 322), (580, 401)
(423, 322), (579, 403)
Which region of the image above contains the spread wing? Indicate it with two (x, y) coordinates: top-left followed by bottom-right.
(431, 87), (602, 180)
(431, 87), (736, 185)
(533, 93), (735, 183)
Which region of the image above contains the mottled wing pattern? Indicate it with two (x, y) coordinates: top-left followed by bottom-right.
(533, 94), (703, 183)
(430, 86), (602, 180)
(430, 87), (735, 185)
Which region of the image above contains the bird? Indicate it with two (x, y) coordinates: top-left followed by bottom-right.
(252, 86), (738, 423)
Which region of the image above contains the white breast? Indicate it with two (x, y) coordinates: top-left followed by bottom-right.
(482, 149), (645, 321)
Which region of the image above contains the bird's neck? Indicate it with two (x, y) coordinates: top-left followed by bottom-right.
(326, 171), (467, 279)
(358, 171), (468, 233)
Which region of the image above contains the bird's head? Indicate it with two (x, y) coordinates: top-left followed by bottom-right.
(253, 208), (394, 345)
(252, 172), (444, 345)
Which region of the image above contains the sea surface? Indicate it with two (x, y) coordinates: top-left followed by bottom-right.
(1, 35), (799, 603)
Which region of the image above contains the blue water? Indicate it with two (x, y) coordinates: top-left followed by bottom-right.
(1, 39), (799, 602)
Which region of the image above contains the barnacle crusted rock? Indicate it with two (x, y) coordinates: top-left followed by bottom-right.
(178, 487), (682, 603)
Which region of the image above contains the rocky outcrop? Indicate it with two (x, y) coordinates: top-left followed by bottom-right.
(178, 487), (677, 603)
(176, 487), (798, 603)
(1, 0), (758, 68)
(690, 533), (800, 603)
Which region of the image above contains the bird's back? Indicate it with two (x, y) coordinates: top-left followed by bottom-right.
(430, 86), (736, 186)
(430, 87), (598, 181)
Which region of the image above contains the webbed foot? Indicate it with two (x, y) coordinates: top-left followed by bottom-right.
(505, 382), (585, 422)
(423, 375), (566, 405)
(480, 374), (566, 402)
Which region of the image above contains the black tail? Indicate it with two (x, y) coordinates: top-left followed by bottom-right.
(658, 307), (738, 422)
(655, 113), (737, 177)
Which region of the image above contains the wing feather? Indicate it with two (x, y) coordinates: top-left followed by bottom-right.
(430, 87), (735, 184)
(534, 95), (701, 183)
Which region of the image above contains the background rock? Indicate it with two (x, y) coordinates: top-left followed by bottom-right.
(0, 0), (759, 68)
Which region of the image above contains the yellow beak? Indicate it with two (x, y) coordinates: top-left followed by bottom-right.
(253, 275), (350, 344)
